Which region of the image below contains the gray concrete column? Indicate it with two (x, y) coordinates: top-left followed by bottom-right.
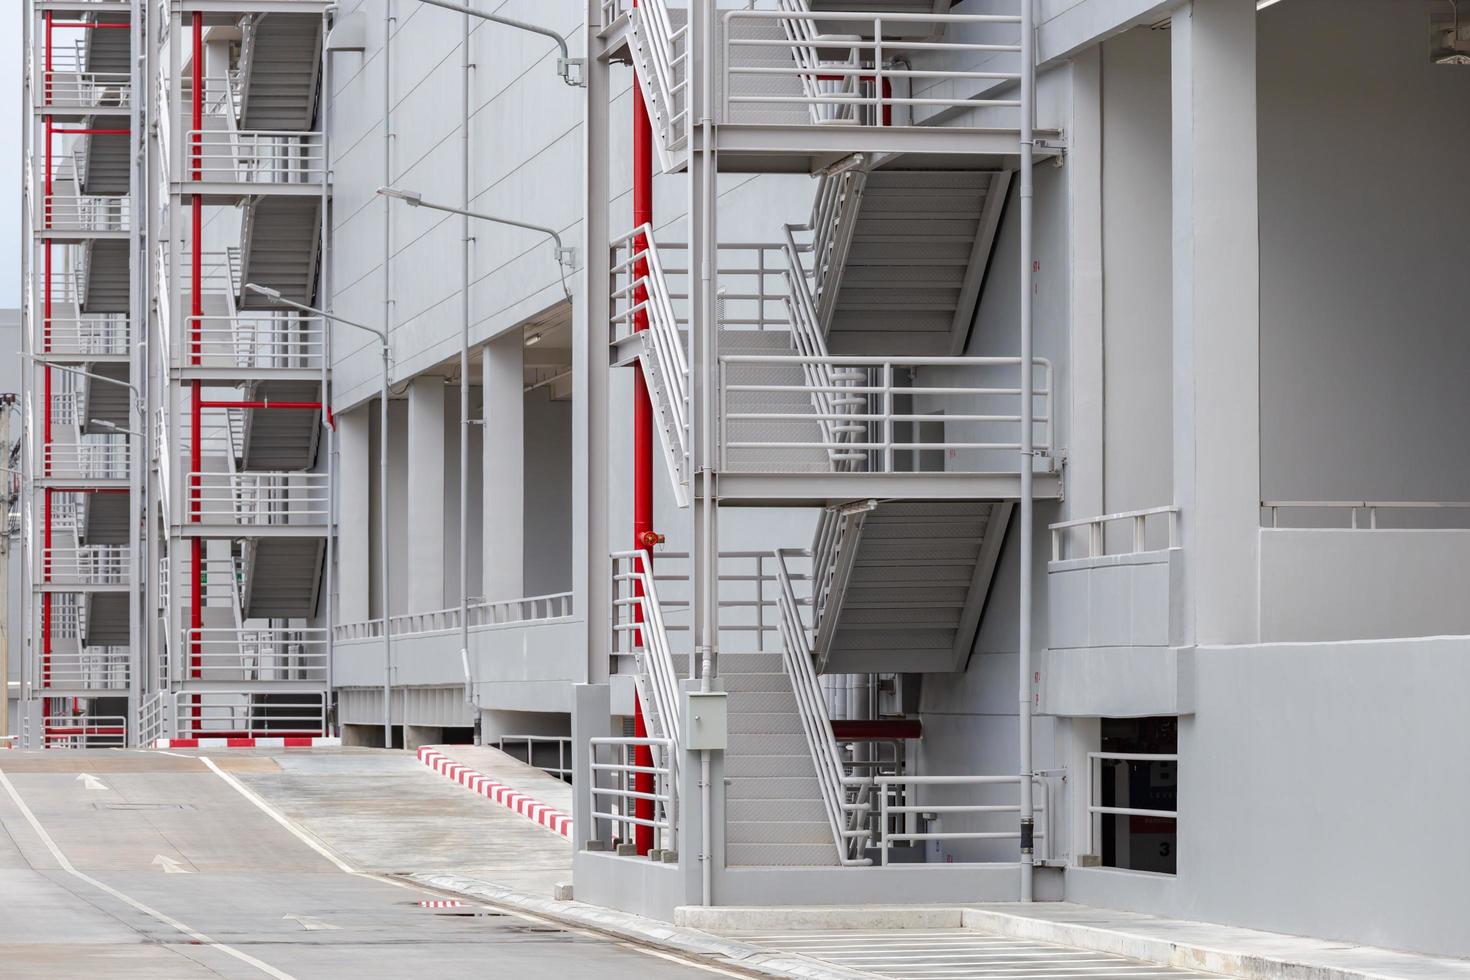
(1171, 0), (1261, 646)
(482, 333), (524, 601)
(407, 377), (447, 612)
(338, 407), (371, 625)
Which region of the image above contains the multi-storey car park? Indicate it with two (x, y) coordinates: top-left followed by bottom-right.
(14, 0), (1470, 961)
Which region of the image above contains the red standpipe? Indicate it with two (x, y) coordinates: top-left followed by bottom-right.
(631, 10), (657, 856)
(190, 13), (204, 733)
(42, 13), (53, 723)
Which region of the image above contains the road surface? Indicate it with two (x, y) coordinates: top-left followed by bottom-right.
(0, 748), (733, 979)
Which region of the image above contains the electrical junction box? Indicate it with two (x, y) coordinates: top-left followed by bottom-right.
(684, 691), (728, 751)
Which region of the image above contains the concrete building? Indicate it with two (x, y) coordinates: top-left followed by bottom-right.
(17, 0), (1470, 962)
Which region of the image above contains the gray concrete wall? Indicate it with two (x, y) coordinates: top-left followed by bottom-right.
(1258, 0), (1470, 504)
(1181, 635), (1470, 958)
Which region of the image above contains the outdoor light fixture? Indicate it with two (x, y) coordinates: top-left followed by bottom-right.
(376, 186), (423, 206)
(244, 283), (284, 301)
(525, 331), (544, 347)
(1433, 1), (1470, 64)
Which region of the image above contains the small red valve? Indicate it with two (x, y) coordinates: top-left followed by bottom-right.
(638, 530), (665, 548)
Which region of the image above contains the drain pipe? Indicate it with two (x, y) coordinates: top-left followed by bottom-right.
(459, 0), (474, 738)
(383, 0), (396, 749)
(696, 0), (718, 910)
(1017, 0), (1037, 903)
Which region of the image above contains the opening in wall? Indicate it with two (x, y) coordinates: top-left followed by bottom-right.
(1088, 716), (1177, 874)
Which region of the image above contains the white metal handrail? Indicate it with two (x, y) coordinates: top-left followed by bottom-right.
(41, 193), (131, 233)
(611, 550), (683, 753)
(186, 313), (327, 371)
(138, 692), (168, 747)
(611, 225), (690, 452)
(186, 129), (325, 184)
(1088, 751), (1177, 856)
(1262, 500), (1470, 530)
(875, 774), (1051, 866)
(773, 549), (871, 865)
(720, 354), (1053, 473)
(174, 690), (328, 738)
(589, 735), (678, 854)
(42, 715), (129, 749)
(332, 591), (574, 641)
(41, 545), (131, 585)
(723, 8), (1025, 128)
(41, 71), (132, 110)
(1050, 506), (1180, 562)
(624, 0), (689, 164)
(42, 441), (130, 480)
(37, 650), (131, 691)
(188, 471), (330, 526)
(183, 628), (329, 681)
(40, 315), (130, 357)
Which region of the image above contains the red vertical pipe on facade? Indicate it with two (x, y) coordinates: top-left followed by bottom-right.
(631, 1), (656, 857)
(190, 15), (204, 729)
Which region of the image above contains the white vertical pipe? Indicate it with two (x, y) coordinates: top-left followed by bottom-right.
(322, 8), (336, 715)
(1017, 0), (1036, 903)
(382, 0), (395, 748)
(459, 0), (473, 732)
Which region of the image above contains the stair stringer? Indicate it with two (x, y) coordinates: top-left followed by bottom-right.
(631, 331), (691, 508)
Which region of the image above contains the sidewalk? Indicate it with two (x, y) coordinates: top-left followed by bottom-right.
(675, 904), (1470, 980)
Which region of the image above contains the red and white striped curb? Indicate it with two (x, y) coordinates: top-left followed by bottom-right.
(416, 746), (572, 839)
(418, 900), (466, 909)
(154, 736), (342, 749)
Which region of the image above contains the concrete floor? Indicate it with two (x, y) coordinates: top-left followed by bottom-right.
(0, 748), (732, 979)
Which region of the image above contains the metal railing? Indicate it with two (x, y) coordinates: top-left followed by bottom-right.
(495, 735), (573, 782)
(42, 194), (132, 234)
(37, 649), (132, 692)
(43, 715), (129, 749)
(1050, 506), (1181, 562)
(188, 471), (330, 527)
(789, 168), (866, 328)
(723, 8), (1025, 129)
(610, 551), (683, 753)
(875, 774), (1050, 866)
(185, 129), (325, 184)
(773, 549), (872, 864)
(138, 692), (168, 747)
(41, 71), (132, 110)
(41, 545), (131, 586)
(719, 354), (1053, 473)
(610, 550), (814, 654)
(1262, 500), (1470, 530)
(175, 690), (328, 739)
(604, 0), (688, 163)
(182, 627), (329, 682)
(332, 591), (574, 641)
(186, 312), (326, 371)
(1088, 751), (1177, 857)
(39, 315), (130, 357)
(589, 736), (678, 855)
(42, 441), (131, 481)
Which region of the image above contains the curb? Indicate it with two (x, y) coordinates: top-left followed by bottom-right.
(408, 872), (883, 980)
(155, 736), (342, 749)
(959, 908), (1429, 980)
(416, 746), (573, 838)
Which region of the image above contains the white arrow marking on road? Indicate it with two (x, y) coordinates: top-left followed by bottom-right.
(75, 774), (108, 791)
(282, 913), (338, 932)
(151, 854), (192, 874)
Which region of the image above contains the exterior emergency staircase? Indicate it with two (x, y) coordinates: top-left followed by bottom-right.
(237, 13), (322, 131)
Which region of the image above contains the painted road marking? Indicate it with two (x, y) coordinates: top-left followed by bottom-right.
(76, 773), (109, 791)
(0, 769), (299, 980)
(416, 746), (573, 838)
(420, 900), (466, 909)
(152, 854), (192, 874)
(283, 913), (339, 931)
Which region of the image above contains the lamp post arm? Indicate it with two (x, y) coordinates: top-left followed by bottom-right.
(413, 0), (583, 85)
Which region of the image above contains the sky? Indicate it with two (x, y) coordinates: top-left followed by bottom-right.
(3, 7), (20, 308)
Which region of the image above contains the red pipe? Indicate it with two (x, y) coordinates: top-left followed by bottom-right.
(631, 1), (656, 856)
(190, 14), (204, 732)
(49, 127), (131, 135)
(42, 12), (53, 721)
(197, 400), (322, 410)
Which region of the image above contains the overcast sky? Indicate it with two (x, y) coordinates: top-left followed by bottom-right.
(3, 8), (20, 308)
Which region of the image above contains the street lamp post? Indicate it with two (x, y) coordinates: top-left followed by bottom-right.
(244, 283), (395, 749)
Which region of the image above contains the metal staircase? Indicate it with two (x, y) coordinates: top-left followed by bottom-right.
(81, 117), (130, 195)
(81, 239), (130, 312)
(241, 537), (324, 620)
(238, 197), (321, 307)
(812, 500), (1012, 674)
(825, 170), (1011, 357)
(239, 380), (321, 470)
(237, 14), (322, 132)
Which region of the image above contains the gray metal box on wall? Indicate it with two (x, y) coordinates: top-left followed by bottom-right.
(684, 691), (727, 750)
